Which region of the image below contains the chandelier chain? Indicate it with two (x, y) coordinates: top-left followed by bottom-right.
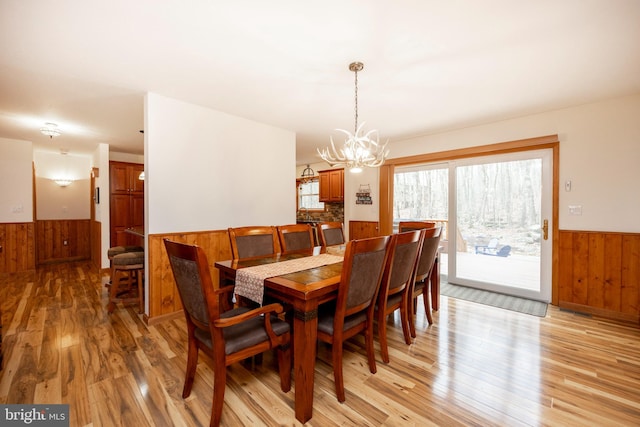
(354, 67), (358, 135)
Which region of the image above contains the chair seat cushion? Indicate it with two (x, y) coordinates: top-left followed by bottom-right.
(112, 251), (145, 265)
(108, 245), (144, 258)
(317, 303), (367, 335)
(414, 280), (426, 293)
(194, 307), (290, 355)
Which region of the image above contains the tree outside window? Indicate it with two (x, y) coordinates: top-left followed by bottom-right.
(298, 179), (324, 211)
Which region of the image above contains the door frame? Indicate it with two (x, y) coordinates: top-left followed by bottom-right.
(379, 135), (560, 305)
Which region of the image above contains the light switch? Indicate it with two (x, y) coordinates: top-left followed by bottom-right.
(565, 180), (572, 191)
(569, 205), (582, 215)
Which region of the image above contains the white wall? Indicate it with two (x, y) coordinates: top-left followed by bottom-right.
(0, 137), (33, 223)
(94, 143), (111, 268)
(383, 94), (640, 233)
(145, 92), (296, 234)
(33, 150), (91, 219)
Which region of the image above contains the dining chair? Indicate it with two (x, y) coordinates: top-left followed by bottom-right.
(228, 226), (280, 259)
(163, 239), (292, 427)
(317, 221), (345, 247)
(375, 230), (424, 363)
(407, 226), (442, 336)
(276, 223), (315, 254)
(398, 221), (436, 233)
(316, 235), (391, 402)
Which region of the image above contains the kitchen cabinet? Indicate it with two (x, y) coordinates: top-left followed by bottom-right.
(319, 168), (344, 202)
(110, 161), (144, 247)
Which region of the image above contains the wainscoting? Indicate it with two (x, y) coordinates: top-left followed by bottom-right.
(36, 219), (91, 264)
(559, 230), (640, 323)
(144, 228), (640, 325)
(0, 222), (35, 273)
(146, 230), (232, 323)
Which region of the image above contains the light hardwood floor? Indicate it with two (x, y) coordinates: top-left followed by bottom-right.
(1, 261), (639, 426)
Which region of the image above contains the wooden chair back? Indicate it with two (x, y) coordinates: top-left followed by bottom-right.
(376, 230), (424, 362)
(276, 223), (315, 253)
(317, 221), (346, 246)
(228, 226), (279, 259)
(414, 227), (442, 283)
(398, 221), (436, 233)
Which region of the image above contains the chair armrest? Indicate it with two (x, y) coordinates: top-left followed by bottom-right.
(213, 303), (284, 328)
(214, 285), (235, 312)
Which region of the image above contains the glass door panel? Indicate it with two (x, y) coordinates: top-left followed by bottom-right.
(450, 150), (552, 301)
(393, 149), (552, 302)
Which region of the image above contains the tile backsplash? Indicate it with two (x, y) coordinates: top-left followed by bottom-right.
(297, 202), (344, 224)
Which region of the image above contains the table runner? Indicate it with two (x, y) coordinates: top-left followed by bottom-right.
(235, 253), (343, 304)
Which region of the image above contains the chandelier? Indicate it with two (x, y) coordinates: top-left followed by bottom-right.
(317, 62), (389, 173)
(40, 122), (61, 138)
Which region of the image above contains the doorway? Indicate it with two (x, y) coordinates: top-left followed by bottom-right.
(393, 149), (553, 302)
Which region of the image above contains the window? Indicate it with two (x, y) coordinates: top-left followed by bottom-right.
(298, 179), (324, 211)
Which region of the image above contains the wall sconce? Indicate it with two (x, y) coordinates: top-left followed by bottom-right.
(53, 178), (73, 187)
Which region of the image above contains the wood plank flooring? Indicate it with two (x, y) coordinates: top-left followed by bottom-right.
(1, 261), (639, 426)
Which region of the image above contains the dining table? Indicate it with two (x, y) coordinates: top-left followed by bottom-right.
(215, 248), (344, 423)
(214, 244), (441, 423)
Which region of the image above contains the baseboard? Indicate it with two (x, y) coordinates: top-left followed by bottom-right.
(559, 301), (640, 324)
(143, 310), (183, 326)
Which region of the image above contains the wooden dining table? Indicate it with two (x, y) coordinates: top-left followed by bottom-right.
(215, 250), (343, 423)
(214, 245), (441, 423)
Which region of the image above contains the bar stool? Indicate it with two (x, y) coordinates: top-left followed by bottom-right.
(107, 245), (144, 287)
(108, 251), (144, 314)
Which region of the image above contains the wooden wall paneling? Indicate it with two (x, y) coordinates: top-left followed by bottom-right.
(35, 220), (91, 264)
(558, 231), (573, 304)
(572, 232), (590, 306)
(349, 221), (379, 240)
(0, 224), (5, 272)
(587, 233), (605, 308)
(604, 234), (623, 311)
(621, 235), (640, 316)
(0, 223), (35, 273)
(558, 230), (640, 323)
(146, 229), (232, 323)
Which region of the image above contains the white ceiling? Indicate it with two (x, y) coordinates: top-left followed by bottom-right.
(1, 0), (639, 165)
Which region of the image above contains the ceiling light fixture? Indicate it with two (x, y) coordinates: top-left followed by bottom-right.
(40, 122), (61, 138)
(317, 62), (389, 173)
(300, 164), (315, 183)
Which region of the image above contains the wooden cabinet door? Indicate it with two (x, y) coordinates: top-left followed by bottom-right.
(110, 163), (130, 193)
(131, 164), (144, 193)
(319, 171), (331, 202)
(109, 161), (144, 247)
(130, 193), (144, 228)
(329, 169), (343, 201)
(319, 169), (344, 202)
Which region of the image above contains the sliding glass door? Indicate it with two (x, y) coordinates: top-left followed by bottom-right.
(394, 149), (552, 302)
